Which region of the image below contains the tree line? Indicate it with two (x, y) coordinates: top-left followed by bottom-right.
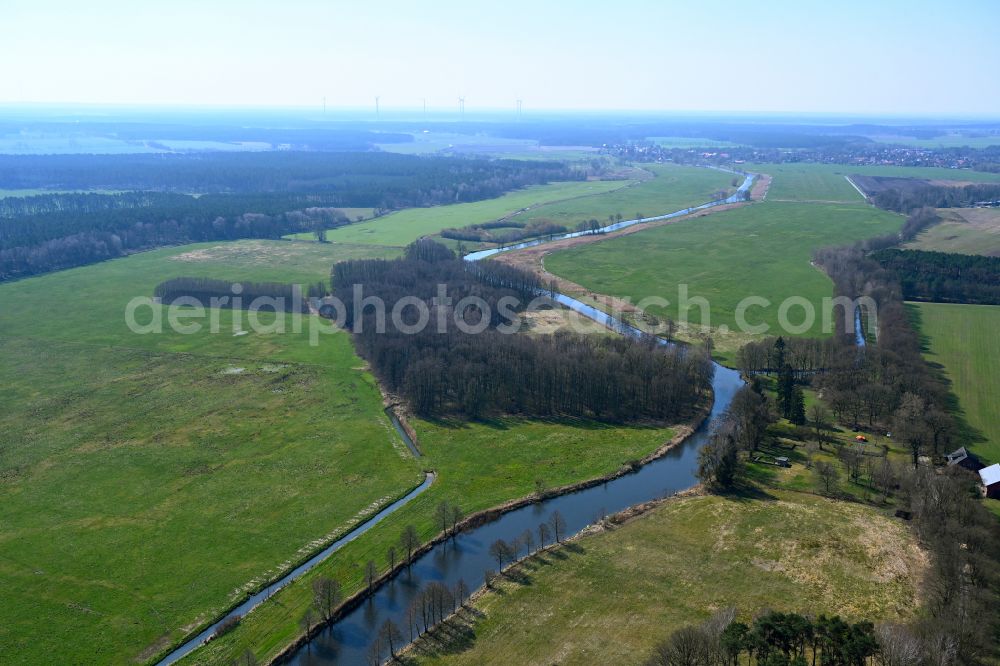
(0, 153), (578, 280)
(808, 234), (999, 663)
(440, 218), (569, 244)
(736, 335), (839, 375)
(0, 151), (576, 195)
(332, 240), (713, 422)
(645, 608), (881, 666)
(153, 277), (315, 313)
(812, 243), (959, 458)
(871, 248), (1000, 305)
(868, 181), (1000, 213)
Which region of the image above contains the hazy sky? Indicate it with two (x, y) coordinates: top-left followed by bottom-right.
(3, 0), (999, 115)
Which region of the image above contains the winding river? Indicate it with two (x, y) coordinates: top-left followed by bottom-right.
(285, 171), (755, 665)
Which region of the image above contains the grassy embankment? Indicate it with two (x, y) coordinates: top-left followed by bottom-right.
(406, 486), (926, 666)
(0, 237), (681, 664)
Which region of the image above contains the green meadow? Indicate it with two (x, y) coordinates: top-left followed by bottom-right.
(0, 238), (682, 664)
(290, 164), (734, 249)
(748, 162), (1000, 203)
(912, 302), (1000, 464)
(193, 416), (675, 664)
(408, 488), (924, 666)
(514, 164), (735, 227)
(295, 180), (631, 246)
(544, 201), (902, 356)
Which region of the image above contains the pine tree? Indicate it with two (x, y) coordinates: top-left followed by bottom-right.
(790, 387), (806, 425)
(777, 364), (795, 418)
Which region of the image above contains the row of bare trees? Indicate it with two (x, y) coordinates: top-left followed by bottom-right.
(334, 241), (713, 421)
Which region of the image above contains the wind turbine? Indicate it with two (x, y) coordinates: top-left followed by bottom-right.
(516, 98), (523, 121)
(375, 96), (380, 120)
(458, 96), (465, 121)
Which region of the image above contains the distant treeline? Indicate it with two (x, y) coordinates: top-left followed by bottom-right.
(0, 191), (184, 218)
(864, 179), (1000, 213)
(0, 152), (576, 195)
(153, 277), (317, 313)
(332, 240), (713, 421)
(0, 154), (578, 281)
(0, 202), (333, 281)
(872, 249), (1000, 304)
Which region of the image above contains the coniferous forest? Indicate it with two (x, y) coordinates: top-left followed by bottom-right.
(0, 153), (577, 281)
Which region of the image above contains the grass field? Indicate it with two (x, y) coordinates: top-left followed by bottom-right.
(408, 488), (925, 666)
(301, 164), (734, 249)
(747, 163), (1000, 203)
(514, 164), (735, 228)
(867, 133), (1000, 149)
(0, 240), (425, 663)
(544, 201), (902, 354)
(904, 207), (1000, 256)
(303, 180), (630, 246)
(0, 237), (686, 664)
(912, 302), (1000, 464)
(182, 417), (678, 665)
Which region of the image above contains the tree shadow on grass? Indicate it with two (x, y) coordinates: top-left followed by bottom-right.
(416, 413), (665, 432)
(718, 481), (778, 503)
(397, 608), (483, 662)
(905, 304), (988, 454)
(399, 543), (589, 662)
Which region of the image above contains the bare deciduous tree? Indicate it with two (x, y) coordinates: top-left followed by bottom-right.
(311, 576), (341, 622)
(400, 525), (419, 566)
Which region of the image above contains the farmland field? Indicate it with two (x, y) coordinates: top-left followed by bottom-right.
(904, 207), (1000, 256)
(295, 164), (734, 248)
(543, 201), (902, 349)
(407, 488), (926, 666)
(912, 302), (1000, 463)
(747, 162), (1000, 203)
(297, 180), (631, 246)
(514, 164), (735, 227)
(0, 237), (683, 664)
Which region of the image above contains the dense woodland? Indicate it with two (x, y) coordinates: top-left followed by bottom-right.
(860, 177), (1000, 212)
(0, 153), (577, 281)
(808, 234), (997, 662)
(332, 240), (713, 421)
(871, 248), (1000, 304)
(703, 223), (1000, 664)
(0, 151), (576, 194)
